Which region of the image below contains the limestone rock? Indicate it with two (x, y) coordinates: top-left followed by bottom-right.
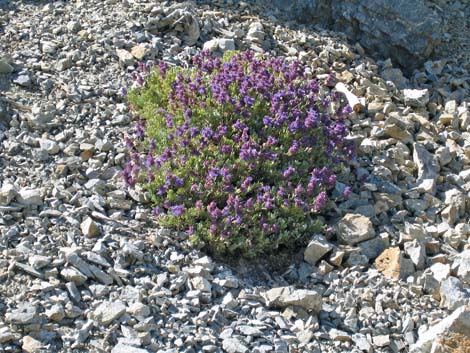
(116, 49), (135, 67)
(262, 286), (322, 313)
(0, 183), (18, 205)
(455, 250), (470, 284)
(304, 234), (333, 265)
(5, 304), (39, 325)
(403, 89), (430, 108)
(22, 336), (43, 353)
(404, 240), (426, 270)
(222, 337), (248, 353)
(16, 188), (42, 206)
(81, 217), (100, 237)
(439, 277), (470, 311)
(92, 301), (127, 326)
(410, 306), (470, 353)
(111, 344), (150, 353)
(411, 143), (438, 194)
(374, 247), (415, 280)
(336, 213), (376, 245)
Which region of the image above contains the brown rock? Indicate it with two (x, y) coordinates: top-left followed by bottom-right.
(374, 247), (415, 280)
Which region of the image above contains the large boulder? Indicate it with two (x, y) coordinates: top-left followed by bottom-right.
(273, 0), (442, 72)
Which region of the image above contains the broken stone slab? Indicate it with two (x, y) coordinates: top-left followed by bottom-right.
(116, 49), (135, 67)
(410, 306), (470, 353)
(81, 216), (100, 237)
(262, 286), (322, 313)
(336, 213), (376, 245)
(222, 337), (249, 353)
(5, 303), (39, 325)
(454, 250), (470, 284)
(91, 301), (127, 326)
(22, 335), (44, 353)
(374, 247), (415, 280)
(403, 89), (430, 108)
(0, 327), (17, 343)
(16, 188), (43, 206)
(439, 277), (470, 311)
(304, 234), (334, 265)
(404, 240), (426, 270)
(0, 183), (18, 205)
(358, 235), (389, 261)
(410, 143), (438, 195)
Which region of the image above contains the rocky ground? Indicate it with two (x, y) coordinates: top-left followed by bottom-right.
(0, 1), (469, 353)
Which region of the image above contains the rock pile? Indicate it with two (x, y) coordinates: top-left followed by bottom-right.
(0, 0), (469, 352)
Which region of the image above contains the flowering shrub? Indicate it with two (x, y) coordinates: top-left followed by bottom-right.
(123, 50), (354, 257)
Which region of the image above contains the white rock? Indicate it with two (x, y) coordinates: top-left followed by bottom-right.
(191, 276), (212, 292)
(404, 240), (426, 270)
(336, 213), (376, 245)
(0, 327), (16, 343)
(403, 89), (429, 108)
(92, 301), (127, 326)
(116, 49), (135, 67)
(16, 188), (42, 206)
(39, 138), (60, 155)
(262, 286), (322, 312)
(222, 337), (248, 353)
(410, 306), (470, 353)
(455, 250), (470, 284)
(45, 304), (65, 321)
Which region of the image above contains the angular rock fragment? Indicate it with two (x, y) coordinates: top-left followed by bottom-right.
(410, 306), (470, 353)
(403, 89), (429, 108)
(92, 301), (127, 326)
(262, 286), (322, 313)
(455, 250), (470, 284)
(81, 217), (100, 237)
(111, 344), (150, 353)
(336, 213), (376, 245)
(374, 247), (415, 280)
(5, 303), (39, 325)
(439, 277), (470, 311)
(304, 234), (333, 265)
(0, 183), (17, 205)
(22, 336), (43, 353)
(116, 49), (135, 67)
(16, 188), (42, 206)
(410, 143), (438, 194)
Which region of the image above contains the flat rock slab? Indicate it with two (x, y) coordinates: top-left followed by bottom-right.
(262, 286), (322, 313)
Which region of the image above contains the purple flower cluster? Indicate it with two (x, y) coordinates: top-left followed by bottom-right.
(123, 50), (355, 256)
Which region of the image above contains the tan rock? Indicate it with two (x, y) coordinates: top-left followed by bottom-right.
(374, 247), (415, 280)
(22, 336), (43, 353)
(131, 45), (148, 60)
